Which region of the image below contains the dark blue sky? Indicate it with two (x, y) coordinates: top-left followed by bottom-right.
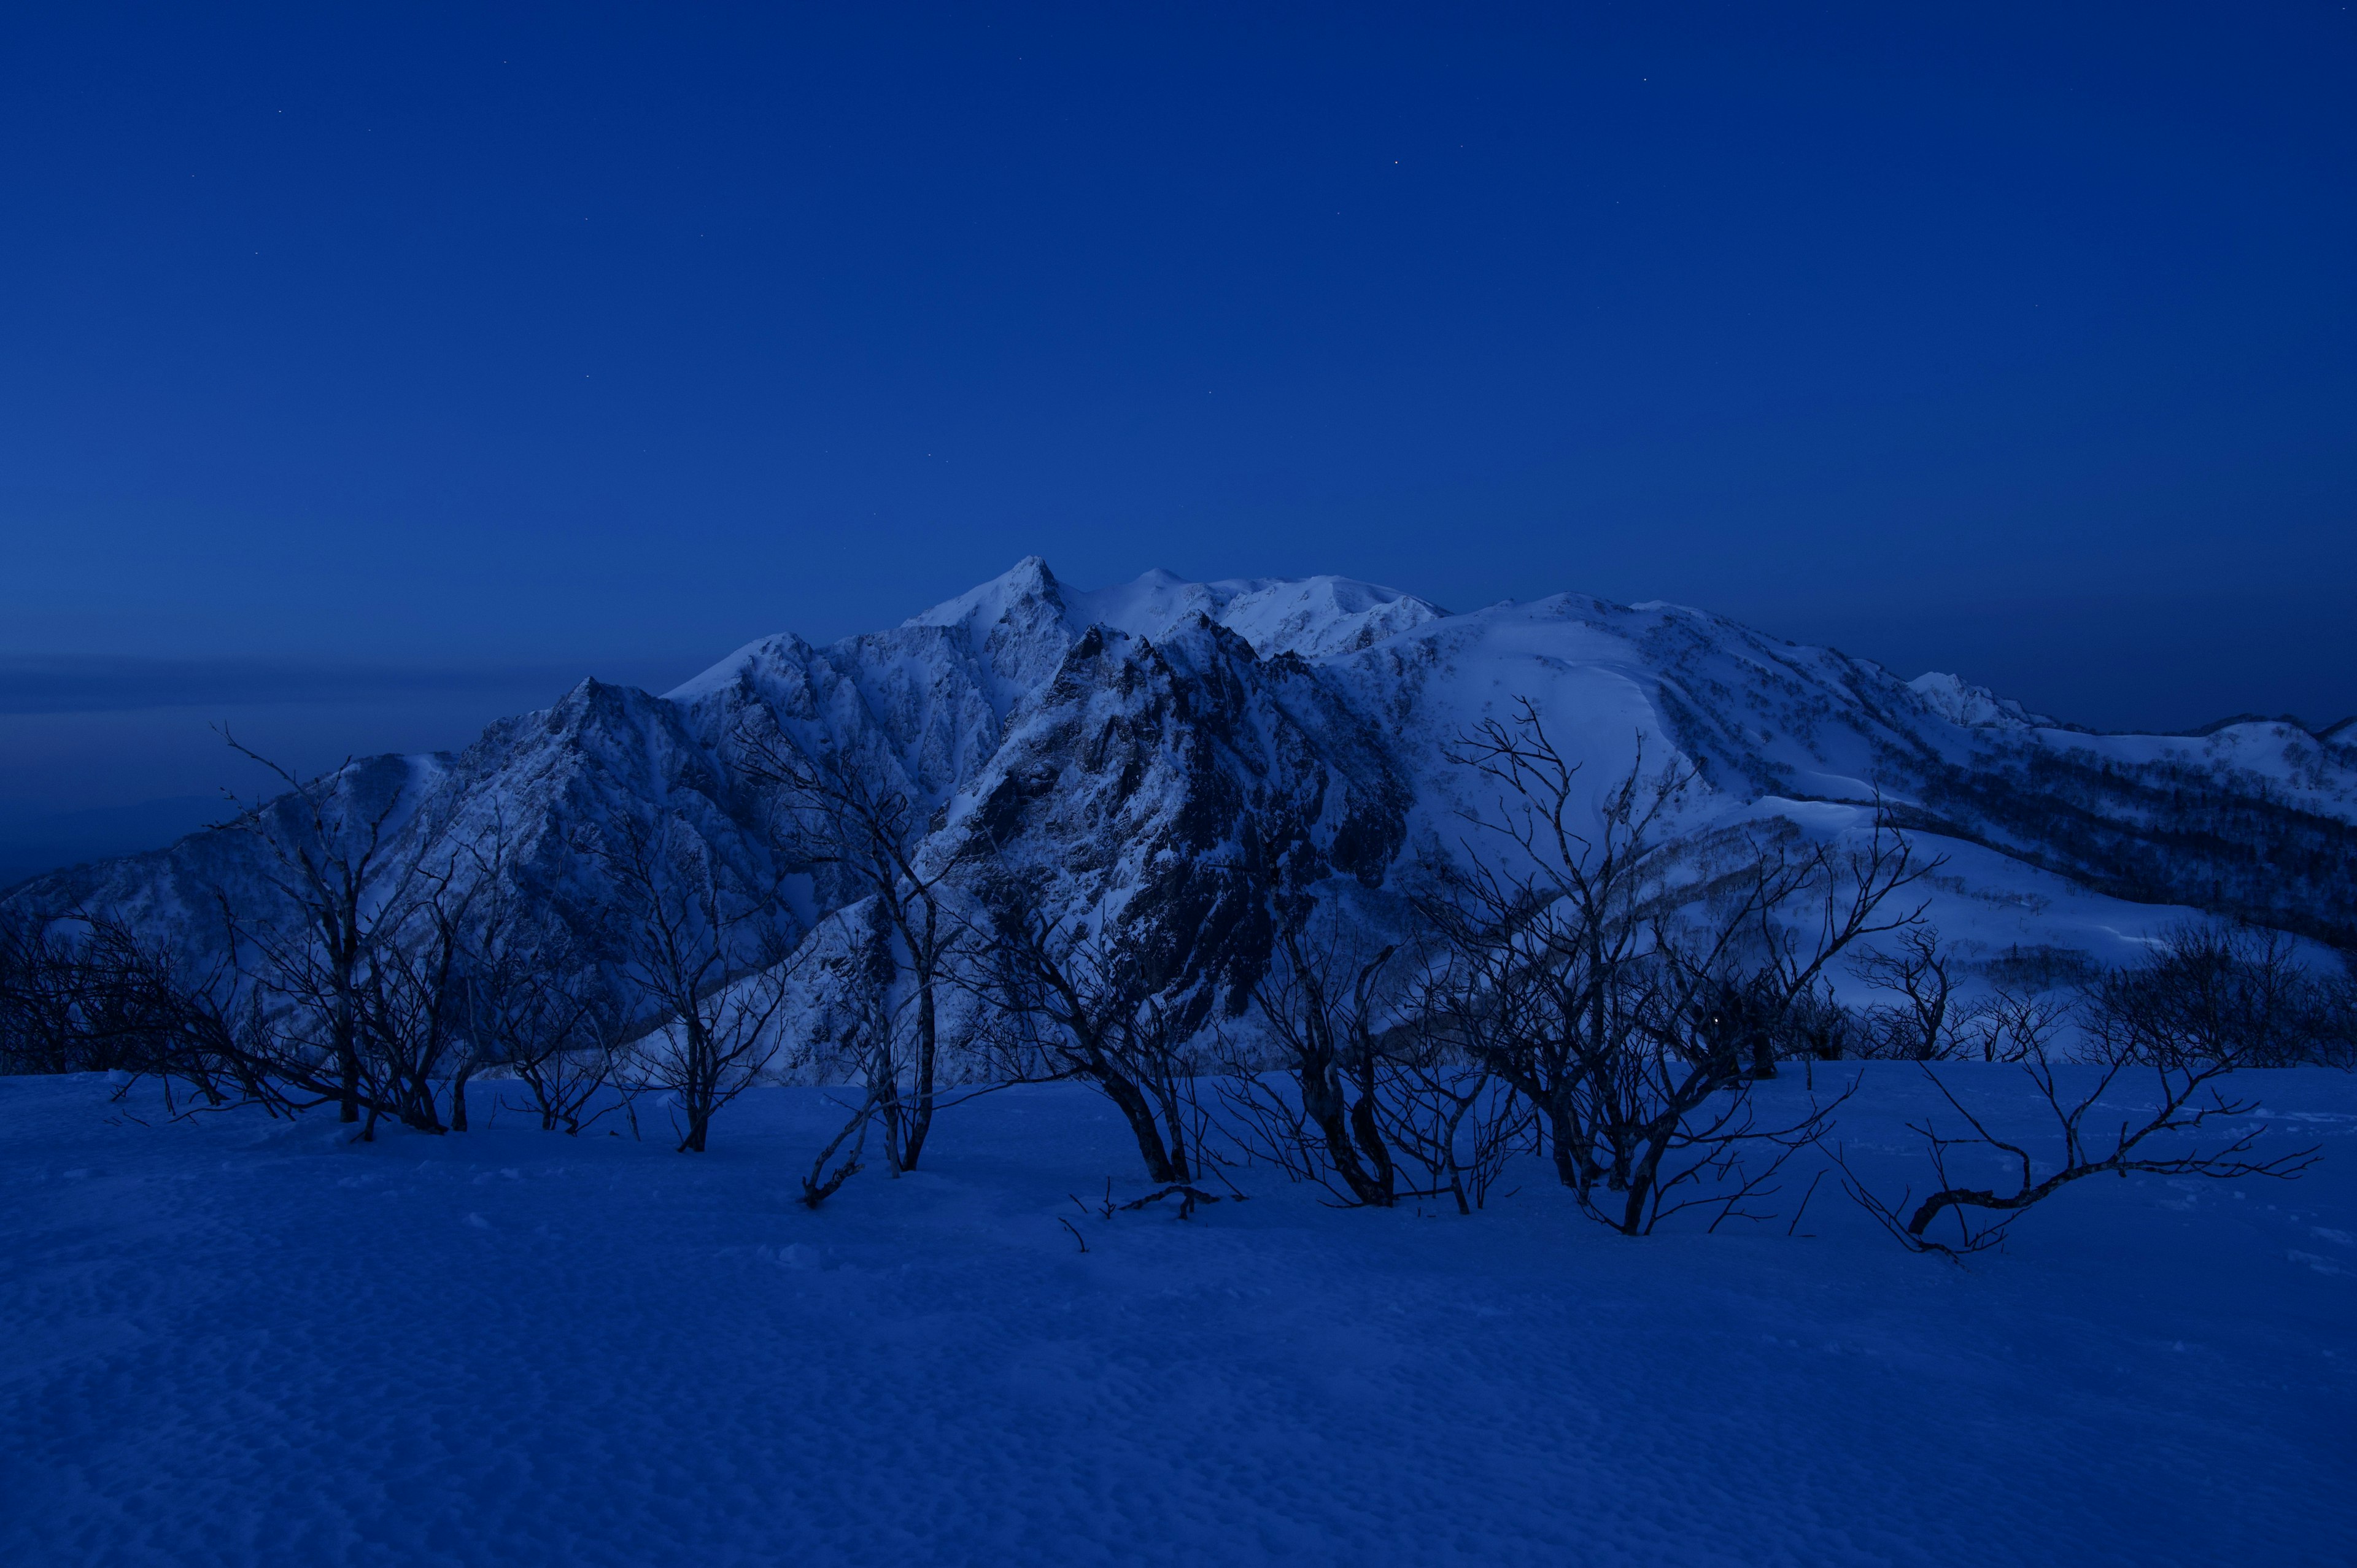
(3, 3), (2353, 833)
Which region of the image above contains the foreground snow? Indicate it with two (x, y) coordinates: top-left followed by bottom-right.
(3, 1068), (2352, 1567)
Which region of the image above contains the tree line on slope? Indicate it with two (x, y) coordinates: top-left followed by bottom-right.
(1903, 743), (2357, 951)
(0, 701), (2344, 1254)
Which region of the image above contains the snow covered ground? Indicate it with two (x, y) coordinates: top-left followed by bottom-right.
(3, 1067), (2352, 1567)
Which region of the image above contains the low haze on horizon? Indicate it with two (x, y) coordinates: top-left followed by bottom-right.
(4, 3), (2353, 844)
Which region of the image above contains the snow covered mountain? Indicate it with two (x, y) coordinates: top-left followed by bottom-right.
(10, 558), (2354, 1060)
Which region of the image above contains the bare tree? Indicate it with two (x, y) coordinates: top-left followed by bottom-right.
(1376, 1028), (1535, 1215)
(786, 958), (900, 1207)
(462, 894), (625, 1135)
(218, 733), (425, 1124)
(1844, 1050), (2320, 1256)
(121, 938), (274, 1112)
(586, 813), (794, 1153)
(1533, 916), (1846, 1235)
(736, 725), (964, 1172)
(1731, 813), (1938, 1077)
(798, 1079), (889, 1209)
(1422, 709), (1700, 1194)
(1217, 902), (1536, 1215)
(1844, 928), (2077, 1065)
(0, 906), (291, 1116)
(2084, 923), (2351, 1070)
(347, 857), (481, 1135)
(23, 738), (500, 1136)
(1423, 700), (1929, 1233)
(0, 910), (96, 1075)
(1947, 986), (2067, 1064)
(1221, 921), (1403, 1206)
(976, 888), (1206, 1185)
(222, 833), (493, 1139)
(1852, 926), (1956, 1060)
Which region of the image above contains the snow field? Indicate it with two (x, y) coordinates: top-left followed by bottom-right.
(2, 1067), (2353, 1567)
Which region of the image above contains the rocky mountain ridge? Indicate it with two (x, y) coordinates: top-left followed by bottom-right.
(9, 558), (2353, 1067)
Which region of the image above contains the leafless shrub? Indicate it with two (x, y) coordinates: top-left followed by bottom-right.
(1947, 986), (2068, 1064)
(1219, 922), (1406, 1207)
(583, 813), (797, 1153)
(217, 733), (435, 1126)
(348, 857), (481, 1135)
(464, 910), (627, 1135)
(1776, 986), (1857, 1067)
(1843, 1051), (2319, 1256)
(0, 909), (258, 1102)
(0, 910), (108, 1075)
(1817, 924), (2351, 1254)
(1417, 699), (1927, 1233)
(1842, 926), (2073, 1065)
(1219, 910), (1534, 1215)
(2084, 923), (2352, 1070)
(1376, 1047), (1535, 1215)
(1851, 926), (1956, 1060)
(735, 722), (967, 1172)
(973, 884), (1208, 1184)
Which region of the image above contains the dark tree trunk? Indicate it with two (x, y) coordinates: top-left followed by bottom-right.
(449, 1059), (478, 1132)
(1299, 1069), (1384, 1205)
(1094, 1063), (1180, 1183)
(898, 946), (940, 1170)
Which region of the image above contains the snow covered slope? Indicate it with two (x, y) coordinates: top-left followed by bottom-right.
(5, 1065), (2353, 1566)
(8, 559), (2353, 1057)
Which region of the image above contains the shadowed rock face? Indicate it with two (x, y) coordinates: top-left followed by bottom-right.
(9, 559), (2354, 1070)
(952, 616), (1414, 1034)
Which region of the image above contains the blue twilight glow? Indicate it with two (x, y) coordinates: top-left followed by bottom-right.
(1, 3), (2351, 839)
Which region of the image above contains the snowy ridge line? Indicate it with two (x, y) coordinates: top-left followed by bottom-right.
(2132, 709), (2357, 743)
(6, 558), (2353, 1065)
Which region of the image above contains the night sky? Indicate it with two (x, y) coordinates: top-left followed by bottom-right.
(3, 4), (2353, 861)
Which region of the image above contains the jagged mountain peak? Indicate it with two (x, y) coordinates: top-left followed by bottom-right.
(905, 555), (1071, 646)
(1066, 567), (1449, 660)
(666, 562), (1455, 730)
(1907, 671), (2055, 731)
(905, 558), (1450, 665)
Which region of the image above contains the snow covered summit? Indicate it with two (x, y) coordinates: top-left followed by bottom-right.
(904, 556), (1448, 663)
(10, 560), (2355, 1050)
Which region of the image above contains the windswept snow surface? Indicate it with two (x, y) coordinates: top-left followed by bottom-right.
(4, 1069), (2353, 1567)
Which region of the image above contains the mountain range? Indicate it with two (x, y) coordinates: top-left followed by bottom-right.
(9, 558), (2353, 1061)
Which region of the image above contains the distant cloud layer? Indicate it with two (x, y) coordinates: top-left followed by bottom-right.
(0, 657), (592, 716)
